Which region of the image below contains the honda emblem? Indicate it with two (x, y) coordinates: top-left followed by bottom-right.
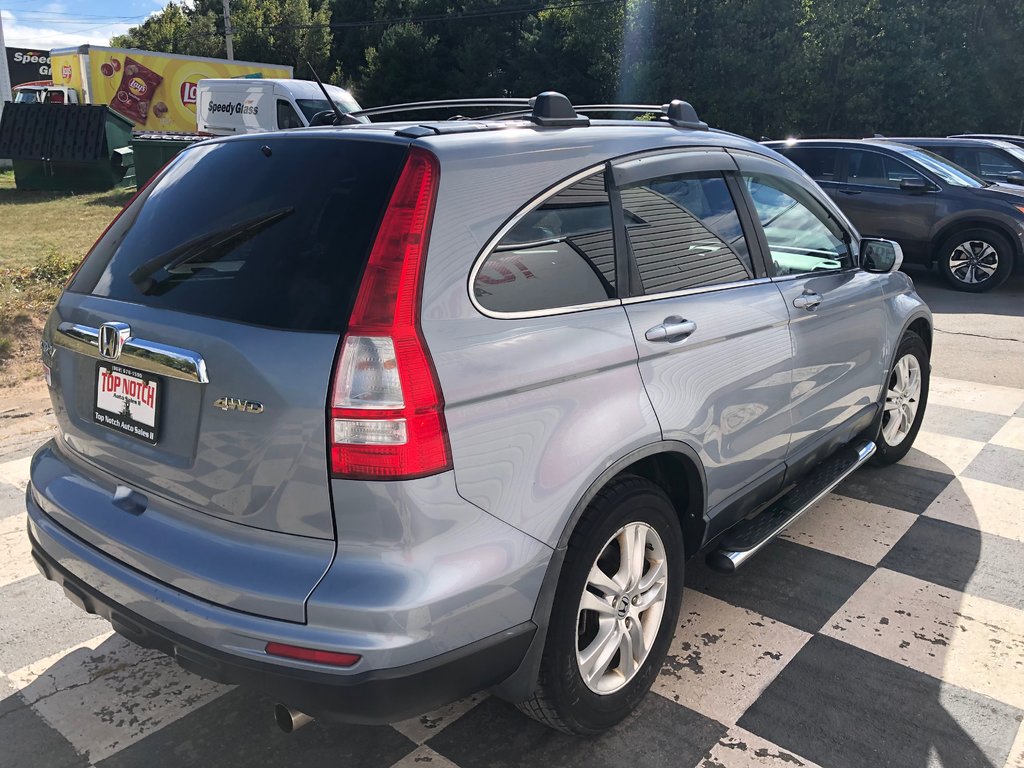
(98, 322), (131, 361)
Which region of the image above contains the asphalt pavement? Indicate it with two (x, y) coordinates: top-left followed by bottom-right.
(908, 267), (1024, 387)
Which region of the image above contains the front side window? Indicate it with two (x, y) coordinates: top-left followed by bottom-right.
(620, 172), (754, 294)
(474, 172), (616, 313)
(744, 173), (853, 275)
(845, 150), (925, 188)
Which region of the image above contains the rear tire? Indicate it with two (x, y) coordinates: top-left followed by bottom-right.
(871, 331), (930, 465)
(937, 229), (1014, 292)
(516, 475), (684, 735)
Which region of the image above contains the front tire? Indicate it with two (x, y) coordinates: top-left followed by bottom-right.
(517, 475), (684, 735)
(872, 331), (930, 465)
(937, 229), (1014, 292)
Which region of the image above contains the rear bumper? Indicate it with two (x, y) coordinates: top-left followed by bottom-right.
(27, 521), (535, 723)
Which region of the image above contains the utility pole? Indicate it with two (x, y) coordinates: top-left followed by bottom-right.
(222, 0), (234, 60)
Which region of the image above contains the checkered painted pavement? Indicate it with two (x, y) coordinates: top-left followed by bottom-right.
(1, 374), (1022, 768)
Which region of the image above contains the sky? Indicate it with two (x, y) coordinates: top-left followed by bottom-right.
(1, 0), (165, 50)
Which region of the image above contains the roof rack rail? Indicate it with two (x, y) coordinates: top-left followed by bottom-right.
(342, 92), (707, 131)
(572, 102), (708, 130)
(349, 98), (533, 119)
(349, 92), (590, 128)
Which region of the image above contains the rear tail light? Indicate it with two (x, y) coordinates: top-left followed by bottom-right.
(328, 147), (452, 480)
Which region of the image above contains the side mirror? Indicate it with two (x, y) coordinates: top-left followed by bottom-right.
(1004, 171), (1024, 185)
(899, 177), (930, 193)
(861, 238), (904, 273)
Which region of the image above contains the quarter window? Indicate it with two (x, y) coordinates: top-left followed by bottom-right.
(474, 173), (616, 313)
(743, 173), (853, 275)
(621, 173), (754, 294)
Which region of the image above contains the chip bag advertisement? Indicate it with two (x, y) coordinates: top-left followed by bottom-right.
(50, 46), (292, 131)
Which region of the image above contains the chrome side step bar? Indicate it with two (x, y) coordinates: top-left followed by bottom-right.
(707, 440), (876, 573)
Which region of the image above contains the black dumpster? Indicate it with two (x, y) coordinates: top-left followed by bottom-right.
(0, 103), (134, 191)
(131, 132), (205, 188)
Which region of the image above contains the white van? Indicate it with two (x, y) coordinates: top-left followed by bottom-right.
(196, 79), (364, 135)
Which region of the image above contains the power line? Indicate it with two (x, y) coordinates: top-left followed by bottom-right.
(2, 10), (148, 20)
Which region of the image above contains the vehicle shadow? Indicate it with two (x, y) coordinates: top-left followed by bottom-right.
(906, 265), (1024, 318)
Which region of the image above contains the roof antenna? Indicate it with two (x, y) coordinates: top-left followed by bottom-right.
(307, 61), (345, 125)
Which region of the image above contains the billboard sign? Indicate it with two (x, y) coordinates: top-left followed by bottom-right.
(6, 47), (50, 87)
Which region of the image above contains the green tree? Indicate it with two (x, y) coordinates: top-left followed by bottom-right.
(111, 2), (221, 55)
(361, 23), (441, 104)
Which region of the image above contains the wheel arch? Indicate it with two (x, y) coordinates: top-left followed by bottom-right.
(491, 441), (708, 704)
(553, 441), (708, 557)
(906, 315), (932, 354)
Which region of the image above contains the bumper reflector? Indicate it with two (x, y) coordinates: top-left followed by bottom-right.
(265, 642), (361, 667)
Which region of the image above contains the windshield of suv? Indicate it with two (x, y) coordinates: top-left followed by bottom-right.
(896, 147), (989, 187)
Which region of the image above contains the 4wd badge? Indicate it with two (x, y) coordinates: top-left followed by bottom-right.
(213, 397), (264, 414)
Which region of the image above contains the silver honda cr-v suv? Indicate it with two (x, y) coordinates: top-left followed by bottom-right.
(27, 93), (931, 735)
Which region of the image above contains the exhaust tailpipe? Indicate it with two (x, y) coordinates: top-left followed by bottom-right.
(274, 703), (314, 733)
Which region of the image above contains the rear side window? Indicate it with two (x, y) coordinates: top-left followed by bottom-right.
(70, 137), (406, 332)
(473, 172), (616, 313)
(845, 150), (924, 188)
(621, 172), (754, 294)
(955, 148), (1016, 179)
(779, 147), (837, 181)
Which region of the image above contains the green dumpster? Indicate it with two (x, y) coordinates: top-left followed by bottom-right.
(0, 103), (135, 191)
(131, 132), (205, 188)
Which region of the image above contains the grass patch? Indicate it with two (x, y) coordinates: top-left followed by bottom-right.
(0, 170), (133, 383)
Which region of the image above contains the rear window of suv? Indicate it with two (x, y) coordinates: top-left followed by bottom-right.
(69, 136), (406, 332)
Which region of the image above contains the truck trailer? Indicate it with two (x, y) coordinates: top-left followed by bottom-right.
(47, 45), (292, 132)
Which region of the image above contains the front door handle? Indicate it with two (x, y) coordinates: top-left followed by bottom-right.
(838, 188), (862, 195)
(645, 316), (697, 342)
(793, 292), (823, 311)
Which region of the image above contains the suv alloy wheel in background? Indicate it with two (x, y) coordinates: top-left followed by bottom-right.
(27, 93), (932, 735)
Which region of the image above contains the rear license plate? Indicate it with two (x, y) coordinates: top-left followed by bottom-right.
(94, 362), (161, 444)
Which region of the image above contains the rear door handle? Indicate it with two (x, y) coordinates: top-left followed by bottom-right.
(792, 292), (822, 311)
(645, 316), (697, 342)
(838, 188), (861, 195)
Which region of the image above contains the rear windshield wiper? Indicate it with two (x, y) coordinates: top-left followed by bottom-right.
(129, 206), (295, 294)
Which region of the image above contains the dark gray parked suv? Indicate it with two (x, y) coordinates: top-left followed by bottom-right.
(28, 94), (931, 736)
(768, 138), (1024, 291)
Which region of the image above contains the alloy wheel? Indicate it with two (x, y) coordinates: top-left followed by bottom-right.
(948, 240), (999, 285)
(575, 522), (668, 695)
(882, 353), (922, 447)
